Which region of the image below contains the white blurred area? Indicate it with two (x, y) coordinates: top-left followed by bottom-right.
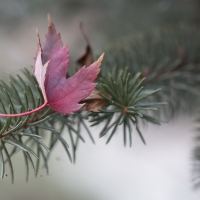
(0, 116), (200, 200)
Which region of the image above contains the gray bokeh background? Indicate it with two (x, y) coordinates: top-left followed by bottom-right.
(0, 0), (200, 199)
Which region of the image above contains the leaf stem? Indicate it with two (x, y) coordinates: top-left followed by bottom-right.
(0, 101), (48, 118)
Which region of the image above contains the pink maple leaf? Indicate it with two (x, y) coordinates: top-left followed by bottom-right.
(0, 14), (103, 117)
(35, 39), (103, 114)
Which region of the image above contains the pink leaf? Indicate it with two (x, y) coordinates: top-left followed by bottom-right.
(46, 53), (104, 114)
(41, 14), (63, 65)
(0, 14), (103, 118)
(34, 48), (48, 103)
(33, 14), (62, 72)
(34, 15), (104, 115)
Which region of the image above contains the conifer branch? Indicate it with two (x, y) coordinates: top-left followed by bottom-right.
(100, 24), (200, 116)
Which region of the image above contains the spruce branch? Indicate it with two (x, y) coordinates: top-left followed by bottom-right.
(0, 69), (61, 182)
(101, 24), (200, 116)
(0, 15), (169, 182)
(0, 66), (165, 182)
(89, 68), (166, 146)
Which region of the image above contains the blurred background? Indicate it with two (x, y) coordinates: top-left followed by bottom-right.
(0, 0), (200, 199)
(0, 0), (199, 74)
